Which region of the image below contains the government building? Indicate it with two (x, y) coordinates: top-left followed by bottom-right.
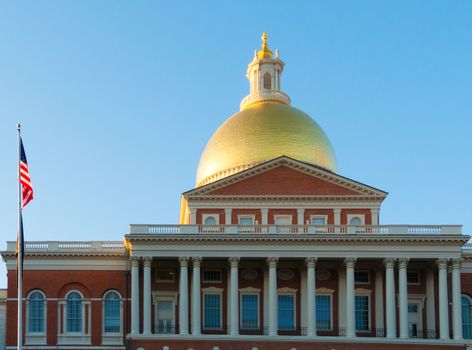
(1, 34), (472, 350)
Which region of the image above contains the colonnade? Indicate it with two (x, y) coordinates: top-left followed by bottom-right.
(130, 256), (463, 340)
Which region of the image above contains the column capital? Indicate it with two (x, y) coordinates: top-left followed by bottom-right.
(131, 257), (140, 267)
(333, 208), (342, 214)
(344, 257), (356, 268)
(224, 208), (232, 214)
(297, 208), (305, 214)
(143, 256), (152, 267)
(384, 258), (396, 269)
(451, 258), (462, 269)
(398, 258), (409, 269)
(192, 257), (202, 267)
(260, 208), (269, 214)
(437, 258), (449, 269)
(229, 256), (240, 267)
(267, 257), (279, 268)
(305, 257), (317, 268)
(179, 256), (189, 267)
(371, 208), (380, 214)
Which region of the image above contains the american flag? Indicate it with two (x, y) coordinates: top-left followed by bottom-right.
(19, 137), (33, 207)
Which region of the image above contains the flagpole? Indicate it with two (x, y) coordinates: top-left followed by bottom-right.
(17, 123), (23, 350)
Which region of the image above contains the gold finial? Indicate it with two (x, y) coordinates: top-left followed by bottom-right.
(257, 32), (273, 59)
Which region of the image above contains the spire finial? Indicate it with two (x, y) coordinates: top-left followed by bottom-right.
(257, 32), (273, 59)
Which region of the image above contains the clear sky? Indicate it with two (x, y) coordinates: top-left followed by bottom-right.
(0, 1), (471, 288)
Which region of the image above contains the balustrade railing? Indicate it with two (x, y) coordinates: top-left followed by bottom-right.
(130, 224), (463, 236)
(6, 240), (125, 253)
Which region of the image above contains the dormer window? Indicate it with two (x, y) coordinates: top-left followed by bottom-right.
(263, 73), (271, 90)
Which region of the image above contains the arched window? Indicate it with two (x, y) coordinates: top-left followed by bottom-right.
(350, 217), (362, 226)
(462, 295), (472, 339)
(66, 291), (83, 333)
(204, 216), (217, 225)
(103, 291), (121, 334)
(263, 73), (271, 90)
(27, 291), (45, 333)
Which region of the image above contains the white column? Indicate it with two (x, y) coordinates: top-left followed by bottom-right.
(374, 268), (384, 332)
(297, 209), (304, 232)
(229, 257), (240, 335)
(334, 208), (341, 233)
(425, 269), (436, 335)
(338, 268), (346, 330)
(345, 258), (356, 338)
(191, 257), (202, 335)
(371, 208), (379, 226)
(189, 208), (197, 225)
(143, 257), (152, 335)
(385, 258), (396, 338)
(452, 258), (463, 340)
(225, 209), (232, 225)
(179, 257), (189, 335)
(306, 257), (317, 336)
(261, 208), (269, 225)
(398, 258), (409, 339)
(131, 257), (140, 335)
(437, 258), (449, 340)
(268, 257), (278, 336)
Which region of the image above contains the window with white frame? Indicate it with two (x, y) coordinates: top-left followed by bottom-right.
(66, 291), (83, 333)
(315, 294), (332, 330)
(240, 293), (259, 330)
(462, 295), (472, 339)
(263, 72), (271, 90)
(354, 271), (370, 284)
(203, 214), (218, 225)
(355, 295), (370, 331)
(203, 293), (222, 329)
(310, 216), (327, 226)
(275, 215), (292, 225)
(203, 270), (222, 283)
(238, 215), (254, 225)
(278, 294), (295, 330)
(27, 290), (46, 334)
(103, 291), (121, 334)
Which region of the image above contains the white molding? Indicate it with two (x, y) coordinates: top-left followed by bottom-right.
(239, 287), (261, 293)
(101, 290), (123, 344)
(316, 287), (334, 294)
(202, 289), (223, 330)
(152, 291), (178, 334)
(277, 287), (298, 293)
(203, 214), (220, 225)
(25, 290), (47, 344)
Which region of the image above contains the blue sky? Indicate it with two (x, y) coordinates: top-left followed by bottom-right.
(0, 1), (471, 288)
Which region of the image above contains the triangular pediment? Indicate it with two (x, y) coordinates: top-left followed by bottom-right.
(184, 156), (387, 198)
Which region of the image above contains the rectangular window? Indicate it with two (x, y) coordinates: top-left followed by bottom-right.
(156, 270), (175, 283)
(238, 216), (254, 225)
(203, 270), (222, 283)
(311, 217), (326, 225)
(407, 271), (420, 284)
(355, 295), (369, 331)
(278, 294), (295, 330)
(204, 294), (221, 329)
(315, 295), (331, 330)
(156, 301), (174, 334)
(354, 271), (370, 283)
(240, 294), (259, 330)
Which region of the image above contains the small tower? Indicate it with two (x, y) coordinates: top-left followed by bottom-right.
(240, 33), (291, 110)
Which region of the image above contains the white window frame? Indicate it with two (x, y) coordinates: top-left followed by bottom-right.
(354, 288), (371, 332)
(462, 294), (472, 339)
(101, 290), (123, 345)
(239, 289), (260, 330)
(202, 214), (219, 225)
(277, 287), (297, 330)
(155, 269), (176, 283)
(25, 290), (47, 345)
(310, 215), (328, 225)
(202, 269), (223, 283)
(274, 215), (293, 225)
(57, 290), (91, 345)
(354, 270), (370, 284)
(202, 287), (223, 330)
(238, 215), (255, 225)
(309, 215), (328, 233)
(347, 214), (366, 233)
(315, 292), (333, 331)
(407, 271), (421, 285)
(152, 291), (178, 334)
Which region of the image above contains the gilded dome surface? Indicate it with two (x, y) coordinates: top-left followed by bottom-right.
(196, 102), (337, 187)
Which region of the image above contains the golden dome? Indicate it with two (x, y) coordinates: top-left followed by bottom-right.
(196, 102), (337, 187)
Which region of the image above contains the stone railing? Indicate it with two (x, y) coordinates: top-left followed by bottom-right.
(5, 240), (124, 253)
(462, 243), (472, 253)
(129, 224), (463, 236)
